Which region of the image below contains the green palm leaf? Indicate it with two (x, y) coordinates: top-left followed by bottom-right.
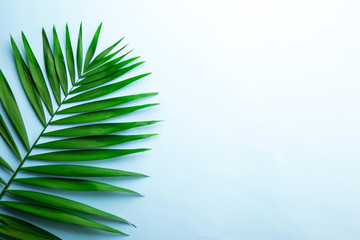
(35, 134), (156, 149)
(0, 70), (29, 150)
(51, 103), (158, 124)
(0, 23), (158, 239)
(87, 38), (124, 70)
(42, 28), (62, 105)
(0, 114), (21, 160)
(0, 213), (61, 240)
(14, 178), (140, 194)
(43, 121), (159, 137)
(76, 23), (83, 77)
(65, 24), (76, 85)
(71, 61), (144, 93)
(11, 36), (47, 125)
(53, 26), (68, 94)
(28, 148), (149, 161)
(0, 202), (127, 235)
(58, 92), (158, 114)
(0, 156), (13, 172)
(21, 165), (147, 177)
(83, 23), (102, 71)
(6, 190), (132, 224)
(21, 32), (54, 115)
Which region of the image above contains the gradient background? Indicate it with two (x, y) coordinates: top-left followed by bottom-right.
(1, 0), (360, 239)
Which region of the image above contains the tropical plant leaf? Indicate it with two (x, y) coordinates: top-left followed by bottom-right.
(76, 23), (83, 77)
(53, 26), (68, 94)
(21, 32), (53, 115)
(81, 49), (132, 79)
(0, 23), (157, 238)
(88, 38), (123, 70)
(83, 23), (102, 71)
(14, 178), (140, 194)
(0, 213), (61, 240)
(0, 225), (55, 240)
(11, 36), (46, 125)
(21, 165), (147, 177)
(0, 114), (21, 160)
(0, 202), (127, 235)
(86, 44), (128, 71)
(58, 92), (157, 114)
(43, 121), (159, 137)
(66, 24), (76, 85)
(35, 134), (156, 149)
(0, 70), (29, 150)
(71, 61), (145, 93)
(6, 190), (131, 224)
(42, 28), (62, 105)
(28, 148), (149, 161)
(50, 103), (158, 124)
(77, 57), (140, 85)
(65, 73), (151, 103)
(0, 156), (14, 172)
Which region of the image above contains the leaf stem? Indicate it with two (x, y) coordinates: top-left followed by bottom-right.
(0, 86), (75, 199)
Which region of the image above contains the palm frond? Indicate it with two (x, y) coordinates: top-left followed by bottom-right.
(0, 23), (158, 239)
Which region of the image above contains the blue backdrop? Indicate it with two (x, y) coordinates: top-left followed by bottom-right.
(1, 0), (360, 239)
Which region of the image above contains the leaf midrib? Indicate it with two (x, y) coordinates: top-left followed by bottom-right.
(0, 84), (76, 199)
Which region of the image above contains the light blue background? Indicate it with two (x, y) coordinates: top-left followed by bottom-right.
(1, 0), (360, 239)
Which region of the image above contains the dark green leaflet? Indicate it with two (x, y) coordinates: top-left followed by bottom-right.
(83, 23), (102, 71)
(35, 134), (156, 149)
(0, 202), (127, 235)
(59, 92), (157, 114)
(0, 114), (21, 159)
(87, 38), (123, 69)
(81, 49), (131, 78)
(85, 44), (128, 71)
(51, 103), (158, 124)
(0, 213), (60, 240)
(43, 121), (159, 137)
(21, 32), (53, 115)
(6, 190), (131, 224)
(71, 61), (144, 93)
(28, 148), (149, 161)
(13, 178), (140, 194)
(0, 156), (14, 172)
(66, 24), (76, 85)
(0, 70), (29, 150)
(42, 29), (61, 105)
(53, 26), (68, 94)
(77, 57), (140, 85)
(66, 73), (150, 103)
(21, 165), (147, 177)
(76, 23), (83, 77)
(0, 225), (54, 240)
(11, 36), (46, 125)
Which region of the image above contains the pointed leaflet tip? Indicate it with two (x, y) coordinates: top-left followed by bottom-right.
(77, 22), (83, 78)
(53, 25), (69, 94)
(83, 23), (103, 71)
(21, 31), (54, 115)
(65, 23), (76, 85)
